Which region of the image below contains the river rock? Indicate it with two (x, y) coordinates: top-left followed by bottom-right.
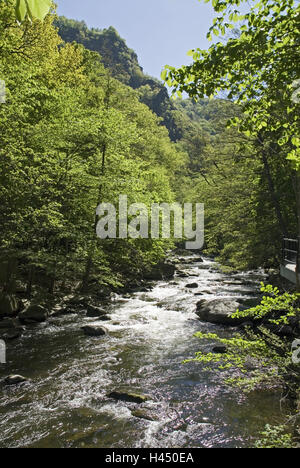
(144, 262), (175, 281)
(108, 390), (149, 404)
(81, 325), (107, 337)
(50, 307), (78, 318)
(4, 375), (28, 385)
(176, 271), (190, 278)
(19, 305), (48, 324)
(186, 283), (199, 289)
(131, 409), (158, 421)
(212, 345), (227, 354)
(0, 318), (17, 329)
(2, 330), (22, 341)
(86, 305), (107, 318)
(191, 257), (204, 263)
(67, 296), (89, 307)
(196, 299), (245, 325)
(96, 315), (111, 322)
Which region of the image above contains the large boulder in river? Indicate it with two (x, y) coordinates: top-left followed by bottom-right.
(4, 375), (29, 386)
(186, 283), (199, 289)
(144, 262), (175, 281)
(196, 299), (245, 326)
(81, 325), (107, 337)
(19, 305), (48, 324)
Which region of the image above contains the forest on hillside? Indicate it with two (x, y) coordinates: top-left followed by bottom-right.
(0, 0), (299, 450)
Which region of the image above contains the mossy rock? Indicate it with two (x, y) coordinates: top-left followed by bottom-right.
(108, 390), (150, 404)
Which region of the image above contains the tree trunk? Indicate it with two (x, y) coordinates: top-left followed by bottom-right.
(81, 143), (107, 292)
(26, 265), (34, 297)
(81, 256), (93, 293)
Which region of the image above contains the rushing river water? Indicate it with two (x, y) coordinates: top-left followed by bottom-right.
(0, 256), (288, 448)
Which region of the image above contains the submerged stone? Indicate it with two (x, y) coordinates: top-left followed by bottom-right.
(131, 409), (158, 421)
(81, 325), (107, 337)
(108, 390), (150, 404)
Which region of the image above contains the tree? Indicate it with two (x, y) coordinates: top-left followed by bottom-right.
(163, 0), (300, 270)
(163, 0), (299, 160)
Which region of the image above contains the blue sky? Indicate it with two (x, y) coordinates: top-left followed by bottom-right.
(57, 0), (215, 80)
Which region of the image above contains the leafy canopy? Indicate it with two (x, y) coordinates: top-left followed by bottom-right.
(163, 0), (300, 166)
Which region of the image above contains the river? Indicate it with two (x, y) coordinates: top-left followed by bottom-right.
(0, 256), (287, 448)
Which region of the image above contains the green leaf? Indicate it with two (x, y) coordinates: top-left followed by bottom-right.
(27, 0), (52, 20)
(15, 0), (27, 22)
(16, 0), (52, 22)
(161, 69), (167, 81)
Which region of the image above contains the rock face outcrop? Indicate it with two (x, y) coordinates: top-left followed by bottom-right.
(196, 299), (245, 325)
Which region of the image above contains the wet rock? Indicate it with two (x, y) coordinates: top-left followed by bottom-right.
(81, 325), (107, 337)
(212, 345), (227, 354)
(197, 264), (209, 270)
(186, 283), (199, 289)
(196, 299), (245, 326)
(191, 257), (204, 263)
(4, 375), (29, 386)
(67, 296), (89, 307)
(96, 315), (111, 322)
(144, 262), (175, 281)
(50, 307), (78, 318)
(0, 318), (17, 329)
(3, 330), (22, 341)
(19, 305), (48, 324)
(176, 271), (190, 278)
(86, 305), (107, 318)
(131, 409), (158, 421)
(108, 390), (150, 404)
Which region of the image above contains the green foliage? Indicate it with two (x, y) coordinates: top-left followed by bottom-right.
(233, 284), (300, 324)
(54, 16), (183, 141)
(163, 0), (300, 165)
(255, 425), (294, 449)
(0, 4), (184, 294)
(187, 285), (300, 391)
